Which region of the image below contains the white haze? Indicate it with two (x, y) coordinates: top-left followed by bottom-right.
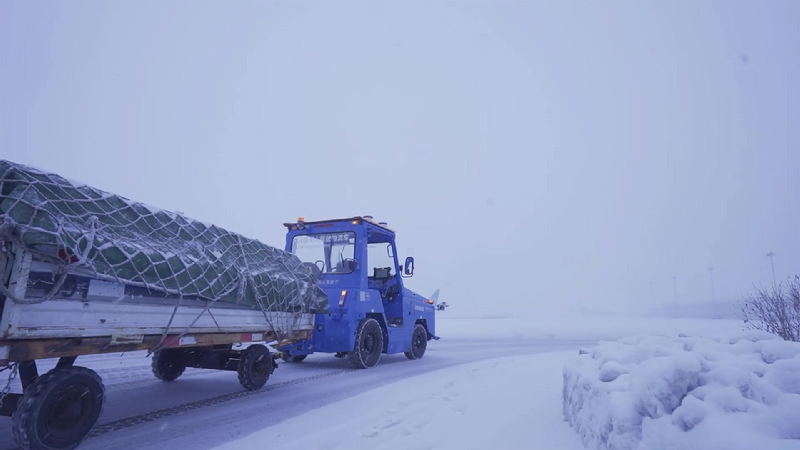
(2, 0), (798, 316)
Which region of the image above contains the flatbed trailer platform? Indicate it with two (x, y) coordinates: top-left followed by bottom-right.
(0, 243), (314, 450)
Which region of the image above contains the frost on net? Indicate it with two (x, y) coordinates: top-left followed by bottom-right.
(0, 160), (329, 338)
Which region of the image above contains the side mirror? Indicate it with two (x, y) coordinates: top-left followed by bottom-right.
(403, 257), (414, 277)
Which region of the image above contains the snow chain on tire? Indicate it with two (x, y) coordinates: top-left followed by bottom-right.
(404, 323), (428, 360)
(349, 318), (384, 369)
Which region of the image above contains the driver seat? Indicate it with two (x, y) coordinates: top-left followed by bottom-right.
(335, 259), (355, 273)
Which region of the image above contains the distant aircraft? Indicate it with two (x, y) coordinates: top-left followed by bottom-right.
(431, 289), (449, 311)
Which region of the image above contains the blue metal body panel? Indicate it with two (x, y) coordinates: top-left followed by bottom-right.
(278, 217), (437, 357)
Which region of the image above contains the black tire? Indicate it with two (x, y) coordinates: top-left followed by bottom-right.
(404, 324), (428, 360)
(349, 318), (384, 369)
(151, 350), (186, 382)
(280, 351), (307, 363)
(237, 344), (273, 391)
(12, 366), (105, 450)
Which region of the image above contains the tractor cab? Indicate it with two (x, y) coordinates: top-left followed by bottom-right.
(281, 216), (436, 362)
(365, 224), (408, 325)
(283, 216), (414, 293)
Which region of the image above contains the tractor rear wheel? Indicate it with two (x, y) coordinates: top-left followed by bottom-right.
(404, 324), (428, 360)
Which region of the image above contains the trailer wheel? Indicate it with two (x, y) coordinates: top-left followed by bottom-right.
(350, 318), (384, 369)
(151, 350), (186, 382)
(404, 324), (428, 360)
(238, 344), (273, 391)
(12, 366), (105, 450)
(280, 351), (307, 363)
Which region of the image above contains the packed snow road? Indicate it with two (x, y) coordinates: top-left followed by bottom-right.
(0, 336), (590, 450)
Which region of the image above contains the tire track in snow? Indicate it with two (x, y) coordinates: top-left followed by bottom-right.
(0, 368), (354, 450)
(87, 369), (354, 437)
(98, 367), (211, 389)
(86, 356), (418, 436)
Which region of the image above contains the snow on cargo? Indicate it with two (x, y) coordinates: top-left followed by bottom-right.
(562, 332), (800, 450)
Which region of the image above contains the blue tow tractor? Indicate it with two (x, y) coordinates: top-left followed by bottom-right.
(277, 216), (440, 368)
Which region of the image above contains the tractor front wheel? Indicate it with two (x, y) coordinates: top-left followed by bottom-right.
(350, 318), (384, 369)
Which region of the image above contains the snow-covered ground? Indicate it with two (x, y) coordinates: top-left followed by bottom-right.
(563, 332), (800, 450)
(213, 351), (584, 450)
(204, 314), (756, 450)
(0, 314), (766, 450)
(437, 313), (745, 341)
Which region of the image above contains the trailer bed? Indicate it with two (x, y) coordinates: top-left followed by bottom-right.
(0, 244), (314, 364)
(3, 247), (310, 330)
(2, 297), (312, 340)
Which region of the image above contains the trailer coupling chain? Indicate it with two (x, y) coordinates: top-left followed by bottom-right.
(0, 363), (19, 412)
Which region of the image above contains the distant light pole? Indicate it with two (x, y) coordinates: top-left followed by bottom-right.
(708, 267), (716, 311)
(672, 276), (678, 307)
(767, 252), (777, 290)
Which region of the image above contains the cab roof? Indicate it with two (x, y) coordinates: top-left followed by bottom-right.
(283, 216), (395, 233)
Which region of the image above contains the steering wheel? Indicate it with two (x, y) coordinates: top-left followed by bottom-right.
(302, 261), (322, 278)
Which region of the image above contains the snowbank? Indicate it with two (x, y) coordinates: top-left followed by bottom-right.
(213, 351), (584, 450)
(562, 332), (800, 450)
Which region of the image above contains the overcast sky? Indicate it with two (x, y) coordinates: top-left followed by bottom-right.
(2, 0), (798, 315)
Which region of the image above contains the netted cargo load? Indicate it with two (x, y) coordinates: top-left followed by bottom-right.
(0, 160), (328, 342)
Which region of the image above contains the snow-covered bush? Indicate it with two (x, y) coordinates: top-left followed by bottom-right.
(739, 276), (800, 342)
(562, 332), (800, 450)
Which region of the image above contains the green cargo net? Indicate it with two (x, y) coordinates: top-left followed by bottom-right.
(0, 160), (328, 344)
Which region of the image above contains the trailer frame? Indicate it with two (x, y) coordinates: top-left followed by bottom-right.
(0, 241), (314, 450)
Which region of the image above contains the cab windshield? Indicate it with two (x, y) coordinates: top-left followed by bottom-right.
(291, 232), (356, 274)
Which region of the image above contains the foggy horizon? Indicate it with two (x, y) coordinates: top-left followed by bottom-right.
(3, 0), (798, 315)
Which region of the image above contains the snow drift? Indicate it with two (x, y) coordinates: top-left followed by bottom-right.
(562, 332), (800, 450)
